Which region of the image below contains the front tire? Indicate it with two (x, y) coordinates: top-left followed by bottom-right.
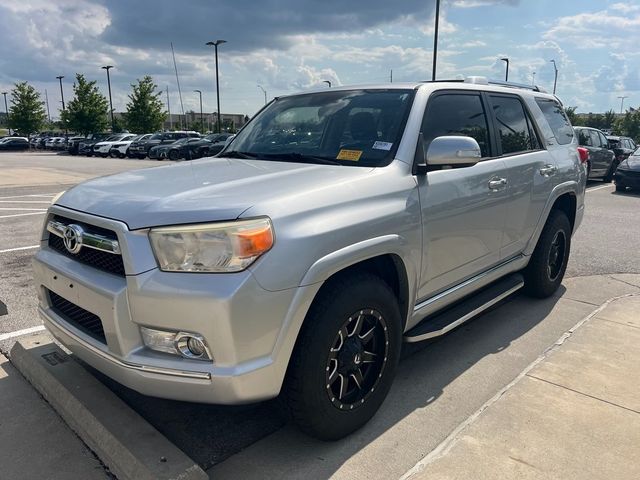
(284, 273), (402, 440)
(524, 210), (571, 298)
(168, 149), (180, 161)
(615, 183), (626, 192)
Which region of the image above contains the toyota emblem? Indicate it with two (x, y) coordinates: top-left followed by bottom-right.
(62, 224), (84, 254)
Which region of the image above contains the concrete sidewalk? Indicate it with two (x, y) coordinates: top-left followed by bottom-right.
(0, 354), (108, 479)
(403, 294), (640, 480)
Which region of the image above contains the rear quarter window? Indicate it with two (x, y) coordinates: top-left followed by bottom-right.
(535, 98), (574, 145)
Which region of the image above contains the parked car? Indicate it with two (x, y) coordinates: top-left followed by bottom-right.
(35, 78), (585, 440)
(128, 131), (200, 159)
(78, 133), (112, 156)
(45, 137), (60, 150)
(607, 135), (637, 168)
(148, 137), (204, 160)
(0, 137), (30, 151)
(109, 134), (152, 158)
(206, 133), (234, 156)
(614, 147), (640, 192)
(92, 134), (137, 157)
(574, 127), (616, 181)
(53, 137), (68, 150)
(67, 136), (89, 155)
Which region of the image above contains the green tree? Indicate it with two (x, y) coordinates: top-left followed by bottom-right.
(614, 108), (640, 142)
(564, 106), (582, 126)
(602, 110), (617, 130)
(62, 74), (109, 135)
(124, 76), (166, 133)
(8, 82), (47, 135)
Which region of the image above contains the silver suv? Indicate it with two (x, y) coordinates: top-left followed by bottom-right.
(33, 78), (585, 440)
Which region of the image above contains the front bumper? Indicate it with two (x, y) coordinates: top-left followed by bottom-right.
(614, 169), (640, 188)
(33, 206), (317, 404)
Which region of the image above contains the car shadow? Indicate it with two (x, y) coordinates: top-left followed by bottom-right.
(612, 188), (640, 197)
(87, 286), (565, 472)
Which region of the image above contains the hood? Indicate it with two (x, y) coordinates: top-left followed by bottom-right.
(620, 156), (640, 170)
(56, 157), (373, 229)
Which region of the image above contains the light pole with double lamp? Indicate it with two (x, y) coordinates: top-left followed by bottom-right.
(501, 58), (509, 82)
(323, 80), (332, 87)
(101, 65), (115, 131)
(206, 40), (226, 133)
(193, 89), (204, 133)
(2, 92), (9, 134)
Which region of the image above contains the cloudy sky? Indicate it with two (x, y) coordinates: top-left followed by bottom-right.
(1, 0), (639, 120)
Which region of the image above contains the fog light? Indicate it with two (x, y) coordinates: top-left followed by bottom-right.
(140, 327), (212, 361)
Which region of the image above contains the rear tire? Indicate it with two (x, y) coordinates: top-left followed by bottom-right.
(168, 149), (180, 161)
(524, 210), (571, 298)
(603, 161), (618, 183)
(284, 273), (402, 440)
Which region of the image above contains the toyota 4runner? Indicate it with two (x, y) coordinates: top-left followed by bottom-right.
(33, 77), (586, 440)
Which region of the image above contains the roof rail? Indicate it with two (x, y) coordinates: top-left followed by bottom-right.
(488, 80), (547, 93)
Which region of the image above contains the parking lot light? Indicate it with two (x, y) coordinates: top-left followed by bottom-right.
(194, 89), (203, 133)
(550, 59), (558, 94)
(101, 66), (115, 131)
(257, 84), (267, 105)
(55, 76), (66, 135)
(206, 40), (227, 133)
(2, 92), (9, 135)
(501, 58), (509, 82)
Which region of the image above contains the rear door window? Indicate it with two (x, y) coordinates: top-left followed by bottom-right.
(589, 130), (602, 148)
(488, 95), (539, 155)
(535, 98), (574, 145)
(597, 132), (609, 149)
(576, 129), (591, 146)
(421, 92), (491, 157)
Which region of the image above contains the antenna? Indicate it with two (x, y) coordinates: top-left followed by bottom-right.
(171, 42), (186, 129)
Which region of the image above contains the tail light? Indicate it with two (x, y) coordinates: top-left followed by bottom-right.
(577, 147), (589, 163)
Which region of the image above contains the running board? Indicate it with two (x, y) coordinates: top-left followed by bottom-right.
(403, 273), (524, 343)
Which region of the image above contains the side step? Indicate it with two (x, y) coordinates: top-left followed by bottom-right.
(403, 273), (524, 343)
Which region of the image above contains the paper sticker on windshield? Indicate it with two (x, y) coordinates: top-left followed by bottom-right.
(372, 141), (393, 151)
(337, 149), (363, 161)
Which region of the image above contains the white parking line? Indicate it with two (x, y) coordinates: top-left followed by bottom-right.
(0, 326), (46, 342)
(0, 194), (55, 200)
(0, 245), (39, 254)
(0, 207), (48, 211)
(0, 200), (52, 204)
(0, 212), (47, 219)
(586, 184), (613, 193)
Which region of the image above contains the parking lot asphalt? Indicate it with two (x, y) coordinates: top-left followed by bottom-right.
(1, 151), (639, 477)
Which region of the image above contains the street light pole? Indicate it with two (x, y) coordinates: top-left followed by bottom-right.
(257, 84), (267, 105)
(617, 96), (628, 114)
(206, 39), (227, 133)
(500, 58), (509, 82)
(550, 59), (558, 94)
(101, 65), (114, 131)
(432, 0), (440, 81)
(2, 92), (9, 134)
(166, 86), (172, 130)
(194, 90), (203, 133)
(531, 71), (536, 86)
(323, 80), (332, 87)
(44, 89), (51, 123)
(56, 76), (66, 135)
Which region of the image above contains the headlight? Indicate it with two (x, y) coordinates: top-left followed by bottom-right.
(149, 218), (274, 272)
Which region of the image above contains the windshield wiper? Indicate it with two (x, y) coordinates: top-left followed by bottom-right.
(260, 152), (342, 165)
(222, 150), (263, 159)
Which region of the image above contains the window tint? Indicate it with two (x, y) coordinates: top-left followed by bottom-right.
(535, 99), (574, 145)
(589, 130), (602, 148)
(598, 132), (608, 149)
(422, 93), (490, 157)
(489, 95), (539, 154)
(576, 129), (591, 146)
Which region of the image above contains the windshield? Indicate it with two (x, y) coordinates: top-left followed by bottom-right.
(150, 134), (163, 141)
(226, 89), (414, 167)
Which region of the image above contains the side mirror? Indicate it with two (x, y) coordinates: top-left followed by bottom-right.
(426, 136), (482, 167)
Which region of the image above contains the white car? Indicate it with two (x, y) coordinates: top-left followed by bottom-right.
(109, 134), (151, 158)
(45, 137), (62, 150)
(92, 134), (137, 157)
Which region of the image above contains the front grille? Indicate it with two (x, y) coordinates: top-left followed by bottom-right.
(47, 289), (106, 343)
(48, 215), (126, 277)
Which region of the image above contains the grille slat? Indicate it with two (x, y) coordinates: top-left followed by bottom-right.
(47, 289), (106, 344)
(48, 216), (125, 277)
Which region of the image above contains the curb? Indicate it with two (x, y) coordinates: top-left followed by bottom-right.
(10, 334), (208, 480)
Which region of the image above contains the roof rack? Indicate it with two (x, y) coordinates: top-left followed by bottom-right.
(488, 79), (547, 93)
(420, 77), (547, 93)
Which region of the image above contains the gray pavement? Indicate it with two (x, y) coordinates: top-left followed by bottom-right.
(0, 355), (108, 479)
(404, 294), (640, 480)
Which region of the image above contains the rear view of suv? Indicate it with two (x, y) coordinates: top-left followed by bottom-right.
(128, 131), (200, 159)
(34, 78), (585, 440)
(574, 126), (616, 181)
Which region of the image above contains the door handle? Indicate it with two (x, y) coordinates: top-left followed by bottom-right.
(539, 164), (557, 176)
(488, 178), (507, 190)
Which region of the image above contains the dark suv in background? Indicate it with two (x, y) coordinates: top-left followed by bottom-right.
(607, 135), (637, 166)
(76, 133), (111, 156)
(128, 131), (200, 159)
(574, 127), (616, 181)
